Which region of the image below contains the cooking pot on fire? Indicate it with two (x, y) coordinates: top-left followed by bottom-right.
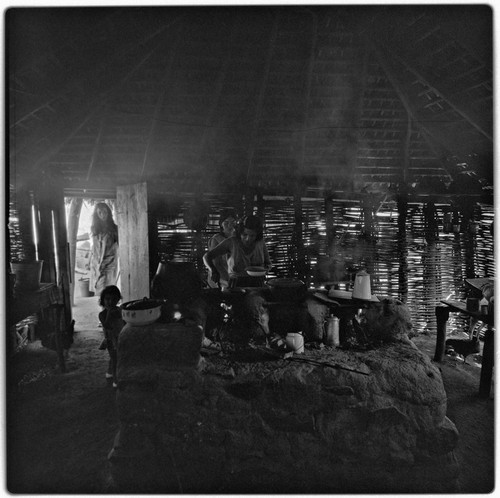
(121, 297), (163, 326)
(266, 278), (307, 302)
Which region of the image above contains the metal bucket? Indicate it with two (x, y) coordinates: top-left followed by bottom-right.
(77, 278), (92, 297)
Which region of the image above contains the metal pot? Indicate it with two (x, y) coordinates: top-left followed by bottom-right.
(121, 297), (163, 326)
(266, 278), (307, 302)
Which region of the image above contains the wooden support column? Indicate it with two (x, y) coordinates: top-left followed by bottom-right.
(148, 200), (160, 280)
(51, 189), (72, 332)
(293, 189), (306, 281)
(35, 172), (73, 373)
(434, 306), (450, 362)
(37, 173), (72, 323)
(457, 200), (476, 279)
(397, 194), (409, 302)
(423, 201), (439, 330)
(116, 182), (150, 303)
(51, 304), (67, 373)
(325, 193), (335, 256)
(67, 197), (83, 306)
(479, 325), (494, 398)
(36, 190), (57, 285)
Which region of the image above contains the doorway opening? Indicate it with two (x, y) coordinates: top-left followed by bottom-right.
(64, 197), (119, 314)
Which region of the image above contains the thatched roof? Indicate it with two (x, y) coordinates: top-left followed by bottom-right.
(8, 5), (493, 199)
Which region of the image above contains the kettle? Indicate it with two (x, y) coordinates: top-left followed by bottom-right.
(352, 270), (371, 300)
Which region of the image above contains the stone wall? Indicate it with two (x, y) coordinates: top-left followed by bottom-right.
(108, 321), (459, 493)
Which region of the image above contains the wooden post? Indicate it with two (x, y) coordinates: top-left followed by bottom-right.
(52, 194), (73, 333)
(293, 189), (306, 281)
(397, 194), (409, 302)
(51, 304), (66, 373)
(67, 197), (83, 306)
(434, 306), (450, 362)
(479, 325), (494, 398)
(325, 194), (335, 256)
(148, 202), (160, 281)
(423, 202), (439, 331)
(116, 182), (150, 303)
(36, 172), (73, 331)
(458, 201), (476, 279)
(35, 189), (57, 284)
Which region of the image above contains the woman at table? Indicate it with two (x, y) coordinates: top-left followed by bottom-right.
(203, 215), (272, 341)
(89, 203), (119, 296)
(203, 214), (272, 289)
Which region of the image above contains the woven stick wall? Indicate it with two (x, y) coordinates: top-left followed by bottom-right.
(153, 193), (494, 335)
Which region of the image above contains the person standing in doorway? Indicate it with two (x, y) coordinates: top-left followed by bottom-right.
(89, 202), (119, 296)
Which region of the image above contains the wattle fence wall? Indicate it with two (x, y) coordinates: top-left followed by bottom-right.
(154, 195), (494, 335)
(9, 192), (494, 335)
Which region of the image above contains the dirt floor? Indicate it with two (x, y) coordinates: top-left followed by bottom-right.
(5, 295), (495, 494)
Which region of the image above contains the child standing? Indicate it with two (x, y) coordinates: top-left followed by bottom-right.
(98, 285), (125, 388)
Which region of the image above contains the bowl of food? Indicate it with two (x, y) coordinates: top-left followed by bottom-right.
(246, 266), (267, 277)
(121, 298), (163, 326)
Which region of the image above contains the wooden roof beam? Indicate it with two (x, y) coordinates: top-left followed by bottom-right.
(370, 41), (453, 181)
(389, 49), (492, 141)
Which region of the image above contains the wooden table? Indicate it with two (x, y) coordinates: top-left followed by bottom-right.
(434, 300), (494, 398)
